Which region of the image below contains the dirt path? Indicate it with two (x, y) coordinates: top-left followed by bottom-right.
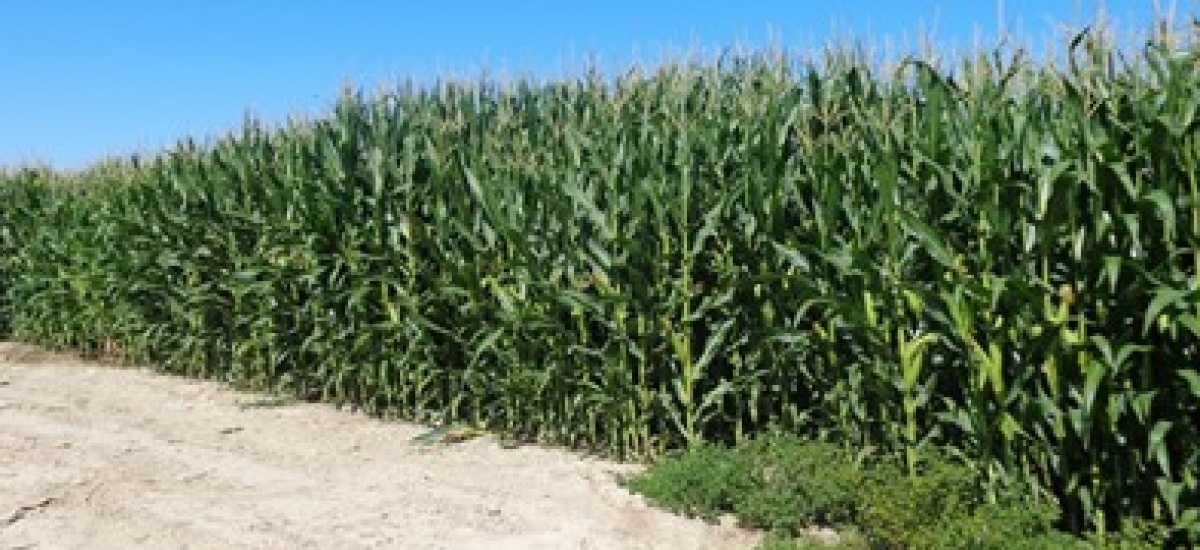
(0, 342), (758, 550)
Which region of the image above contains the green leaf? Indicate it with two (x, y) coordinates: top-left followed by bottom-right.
(1144, 288), (1191, 335)
(689, 201), (724, 259)
(1143, 189), (1177, 240)
(1178, 370), (1200, 399)
(696, 379), (733, 417)
(1178, 508), (1199, 530)
(1158, 479), (1184, 519)
(1036, 161), (1071, 220)
(693, 318), (735, 373)
(1147, 420), (1173, 476)
(1101, 256), (1122, 293)
(900, 211), (954, 269)
(1179, 313), (1200, 340)
(1081, 359), (1107, 414)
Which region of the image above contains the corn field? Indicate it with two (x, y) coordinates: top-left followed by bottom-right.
(1, 23), (1198, 539)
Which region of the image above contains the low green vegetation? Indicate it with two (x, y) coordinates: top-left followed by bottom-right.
(1, 19), (1197, 547)
(626, 434), (1169, 549)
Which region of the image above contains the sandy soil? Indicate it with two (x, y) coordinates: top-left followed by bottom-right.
(0, 342), (759, 550)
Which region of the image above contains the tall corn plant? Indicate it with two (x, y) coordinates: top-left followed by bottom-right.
(0, 169), (56, 337)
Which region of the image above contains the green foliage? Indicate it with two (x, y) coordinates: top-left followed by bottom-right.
(859, 465), (1082, 549)
(622, 443), (754, 521)
(856, 458), (982, 547)
(731, 436), (863, 531)
(757, 532), (870, 550)
(1, 19), (1197, 541)
(624, 434), (865, 532)
(908, 499), (1085, 550)
(1085, 517), (1176, 549)
(0, 169), (63, 338)
(628, 434), (1140, 549)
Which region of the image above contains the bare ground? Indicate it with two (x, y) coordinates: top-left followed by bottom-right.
(0, 342), (759, 550)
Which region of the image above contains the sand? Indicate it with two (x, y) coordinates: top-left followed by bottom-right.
(0, 342), (759, 550)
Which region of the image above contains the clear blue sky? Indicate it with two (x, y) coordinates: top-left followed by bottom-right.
(0, 1), (1182, 170)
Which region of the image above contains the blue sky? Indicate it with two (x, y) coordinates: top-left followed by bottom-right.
(0, 1), (1183, 170)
